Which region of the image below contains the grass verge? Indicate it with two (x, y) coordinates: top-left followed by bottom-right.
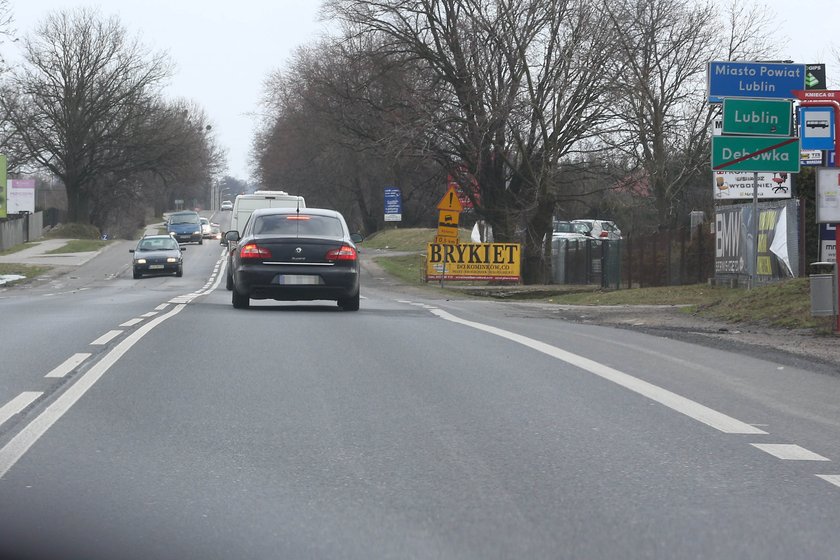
(0, 263), (51, 285)
(45, 239), (111, 254)
(362, 228), (823, 331)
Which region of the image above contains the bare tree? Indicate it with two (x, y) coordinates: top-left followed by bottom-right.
(604, 0), (776, 228)
(322, 0), (623, 282)
(0, 8), (171, 223)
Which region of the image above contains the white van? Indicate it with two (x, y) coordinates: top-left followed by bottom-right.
(229, 190), (306, 235)
(224, 190), (306, 290)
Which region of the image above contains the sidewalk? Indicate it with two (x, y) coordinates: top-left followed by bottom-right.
(0, 238), (105, 267)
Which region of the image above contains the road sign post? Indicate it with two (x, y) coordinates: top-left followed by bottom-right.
(794, 90), (840, 330)
(435, 186), (463, 286)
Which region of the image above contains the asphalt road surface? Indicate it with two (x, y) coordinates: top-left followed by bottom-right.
(2, 218), (840, 559)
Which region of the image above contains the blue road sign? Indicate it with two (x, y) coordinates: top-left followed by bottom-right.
(384, 186), (402, 222)
(800, 107), (835, 150)
(708, 61), (806, 102)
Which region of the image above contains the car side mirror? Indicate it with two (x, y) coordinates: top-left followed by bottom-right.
(129, 249), (135, 253)
(350, 233), (364, 243)
(180, 246), (187, 251)
(224, 230), (240, 242)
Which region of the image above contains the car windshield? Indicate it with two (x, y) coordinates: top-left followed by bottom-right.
(553, 222), (573, 233)
(137, 238), (178, 251)
(170, 214), (199, 224)
(253, 214), (344, 237)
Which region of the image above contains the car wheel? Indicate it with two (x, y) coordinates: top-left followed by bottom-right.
(198, 238), (204, 245)
(133, 269), (141, 279)
(225, 270), (233, 290)
(338, 291), (360, 311)
(232, 288), (250, 309)
(176, 265), (183, 277)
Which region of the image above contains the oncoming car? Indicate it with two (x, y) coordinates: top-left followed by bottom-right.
(220, 200), (233, 211)
(130, 235), (185, 278)
(225, 208), (362, 310)
(200, 217), (221, 239)
(166, 211), (203, 245)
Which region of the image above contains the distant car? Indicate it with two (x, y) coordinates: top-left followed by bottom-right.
(130, 235), (185, 279)
(200, 217), (221, 239)
(166, 211), (203, 245)
(572, 219), (622, 241)
(220, 200), (233, 211)
(225, 207), (362, 310)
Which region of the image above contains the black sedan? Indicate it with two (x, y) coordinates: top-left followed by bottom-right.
(225, 208), (362, 310)
(130, 235), (185, 278)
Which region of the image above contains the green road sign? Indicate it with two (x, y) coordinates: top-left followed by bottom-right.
(722, 98), (792, 136)
(711, 136), (800, 173)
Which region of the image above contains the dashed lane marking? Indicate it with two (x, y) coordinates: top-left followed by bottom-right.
(90, 330), (122, 346)
(751, 444), (830, 461)
(45, 353), (91, 378)
(120, 318), (144, 327)
(0, 392), (43, 428)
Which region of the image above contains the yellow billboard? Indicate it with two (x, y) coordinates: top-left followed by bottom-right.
(425, 242), (521, 282)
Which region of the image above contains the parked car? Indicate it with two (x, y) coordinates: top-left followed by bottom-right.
(552, 220), (590, 239)
(166, 211), (203, 245)
(130, 235), (185, 279)
(220, 200), (233, 211)
(225, 207), (362, 311)
(572, 219), (622, 240)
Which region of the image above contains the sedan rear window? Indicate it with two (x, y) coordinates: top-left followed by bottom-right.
(253, 215), (344, 237)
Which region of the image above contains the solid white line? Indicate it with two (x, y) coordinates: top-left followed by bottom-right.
(0, 392), (43, 427)
(90, 330), (122, 346)
(45, 353), (91, 378)
(429, 308), (767, 435)
(751, 444), (830, 461)
(816, 475), (840, 488)
(119, 318), (144, 327)
(0, 305), (187, 479)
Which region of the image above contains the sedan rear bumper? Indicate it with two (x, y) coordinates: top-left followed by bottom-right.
(233, 264), (359, 301)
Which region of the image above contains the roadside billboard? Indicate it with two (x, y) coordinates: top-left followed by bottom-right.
(0, 155), (6, 219)
(425, 242), (521, 282)
(713, 171), (792, 200)
(715, 200), (800, 280)
(8, 179), (36, 214)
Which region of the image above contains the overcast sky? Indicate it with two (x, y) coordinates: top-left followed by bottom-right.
(6, 0), (839, 182)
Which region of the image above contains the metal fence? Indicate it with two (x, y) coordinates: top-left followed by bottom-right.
(550, 225), (716, 289)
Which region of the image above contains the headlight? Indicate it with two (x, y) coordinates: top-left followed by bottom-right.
(166, 257), (178, 263)
(135, 258), (147, 264)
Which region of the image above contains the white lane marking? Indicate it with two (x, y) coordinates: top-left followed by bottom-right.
(0, 393), (43, 428)
(45, 353), (91, 378)
(0, 305), (187, 479)
(428, 307), (767, 435)
(140, 312), (158, 318)
(154, 303), (170, 311)
(751, 444), (830, 461)
(90, 330), (122, 346)
(816, 475), (840, 488)
(120, 318), (144, 327)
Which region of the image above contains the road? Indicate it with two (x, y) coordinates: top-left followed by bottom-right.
(1, 213), (840, 559)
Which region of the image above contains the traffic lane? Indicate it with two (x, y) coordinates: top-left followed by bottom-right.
(2, 293), (840, 558)
(421, 297), (840, 468)
(0, 245), (225, 440)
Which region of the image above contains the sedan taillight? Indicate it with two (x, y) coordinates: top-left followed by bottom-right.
(240, 243), (272, 259)
(326, 245), (357, 261)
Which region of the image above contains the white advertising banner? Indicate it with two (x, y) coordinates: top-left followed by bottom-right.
(8, 179), (35, 214)
(713, 171), (792, 200)
(816, 168), (840, 223)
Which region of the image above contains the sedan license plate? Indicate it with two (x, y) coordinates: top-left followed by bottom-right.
(274, 274), (322, 285)
(149, 264), (164, 270)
